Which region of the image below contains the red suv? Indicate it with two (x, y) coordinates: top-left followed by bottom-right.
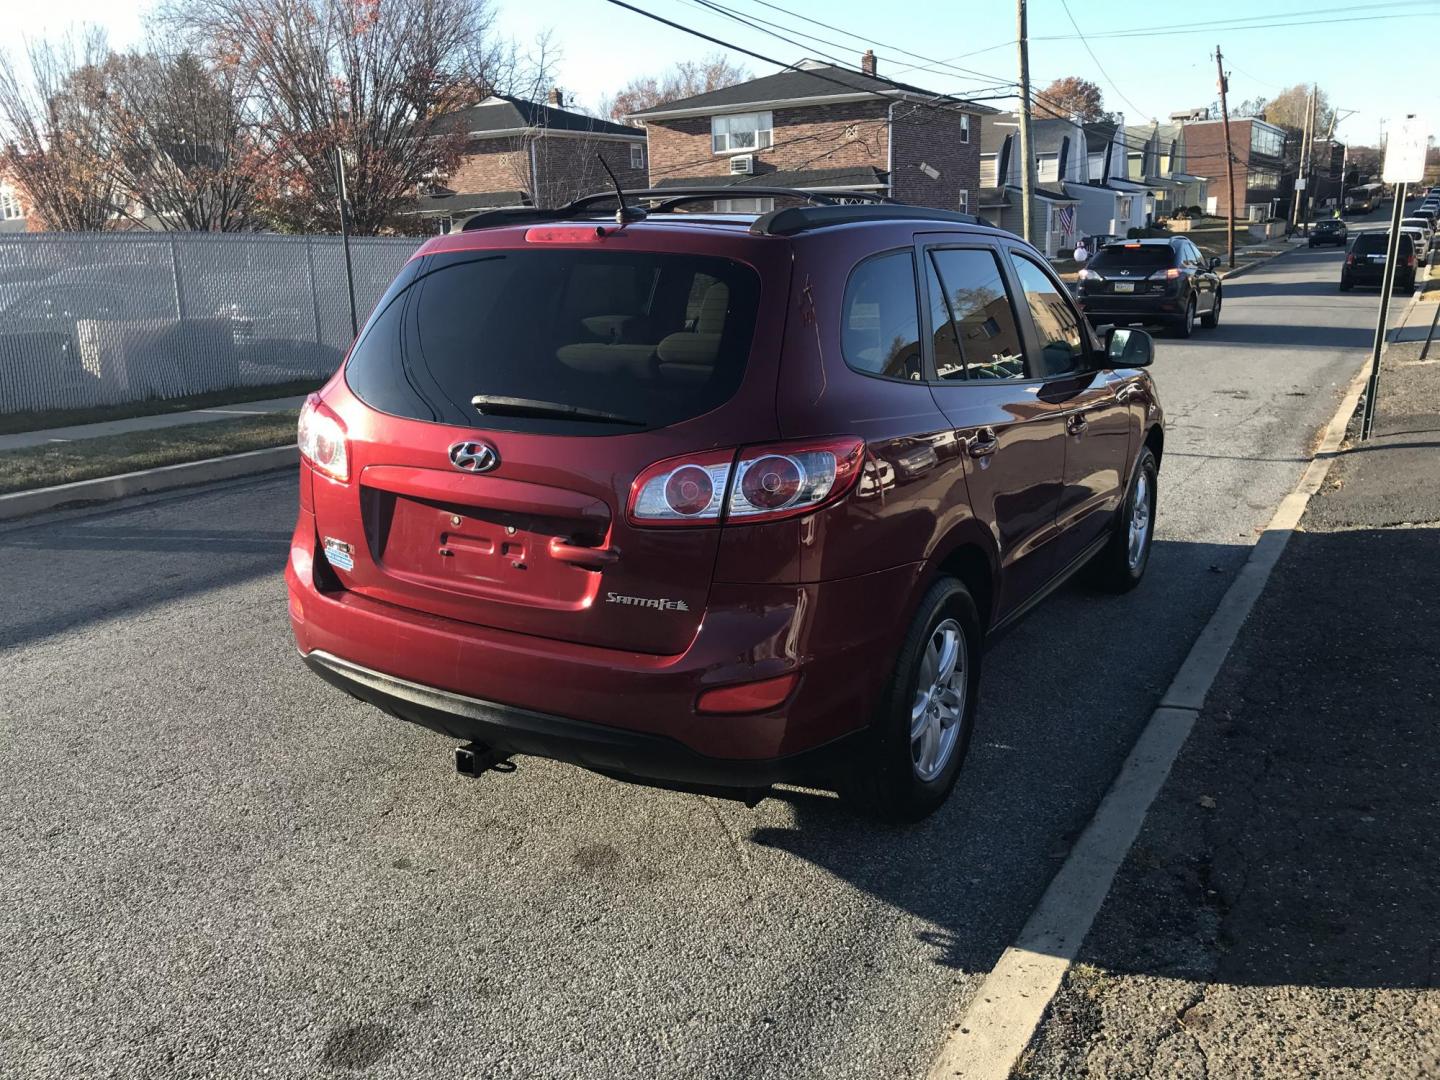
(287, 191), (1164, 821)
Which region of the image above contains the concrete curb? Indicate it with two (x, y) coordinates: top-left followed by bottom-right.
(0, 445), (297, 522)
(926, 293), (1397, 1079)
(1216, 240), (1302, 281)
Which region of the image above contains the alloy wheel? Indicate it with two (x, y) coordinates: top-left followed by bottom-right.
(1128, 470), (1153, 571)
(910, 619), (967, 782)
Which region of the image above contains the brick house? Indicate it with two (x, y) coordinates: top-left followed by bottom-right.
(1182, 117), (1288, 221)
(628, 53), (994, 214)
(404, 90), (648, 231)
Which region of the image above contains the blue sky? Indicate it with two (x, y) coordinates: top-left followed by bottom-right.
(11, 0), (1435, 145)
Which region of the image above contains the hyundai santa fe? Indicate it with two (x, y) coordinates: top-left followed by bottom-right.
(287, 190), (1165, 821)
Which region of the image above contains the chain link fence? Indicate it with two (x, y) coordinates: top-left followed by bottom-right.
(0, 232), (422, 415)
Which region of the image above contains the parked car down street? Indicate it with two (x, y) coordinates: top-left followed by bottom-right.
(1073, 237), (1222, 338)
(287, 192), (1164, 822)
(1340, 231), (1417, 292)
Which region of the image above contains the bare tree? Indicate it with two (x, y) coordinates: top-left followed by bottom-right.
(163, 0), (526, 233)
(109, 49), (258, 231)
(0, 29), (123, 231)
(602, 53), (749, 122)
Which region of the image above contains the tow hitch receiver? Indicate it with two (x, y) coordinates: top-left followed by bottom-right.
(455, 742), (513, 776)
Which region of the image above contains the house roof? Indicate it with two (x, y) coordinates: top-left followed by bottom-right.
(977, 184), (1076, 206)
(430, 96), (643, 139)
(1084, 122), (1119, 155)
(653, 165), (889, 192)
(401, 190), (532, 217)
(981, 113), (1078, 158)
(627, 61), (998, 120)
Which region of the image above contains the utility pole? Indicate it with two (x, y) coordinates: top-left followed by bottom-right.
(1016, 0), (1037, 246)
(1292, 84), (1314, 234)
(1215, 46), (1237, 269)
(334, 148), (359, 341)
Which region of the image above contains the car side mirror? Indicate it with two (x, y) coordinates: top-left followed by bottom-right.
(1209, 256), (1222, 270)
(1105, 326), (1154, 368)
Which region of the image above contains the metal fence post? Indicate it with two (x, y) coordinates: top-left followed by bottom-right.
(168, 235), (188, 320)
(304, 236), (324, 345)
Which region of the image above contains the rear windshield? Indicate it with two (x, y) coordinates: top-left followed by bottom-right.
(1089, 245), (1175, 270)
(345, 249), (760, 433)
(1354, 233), (1412, 253)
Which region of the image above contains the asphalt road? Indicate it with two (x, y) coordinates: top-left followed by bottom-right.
(0, 235), (1396, 1079)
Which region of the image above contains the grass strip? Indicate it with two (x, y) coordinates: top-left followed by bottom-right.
(0, 412), (298, 495)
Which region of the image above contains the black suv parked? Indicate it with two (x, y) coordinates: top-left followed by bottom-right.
(1075, 238), (1222, 338)
(1341, 232), (1416, 292)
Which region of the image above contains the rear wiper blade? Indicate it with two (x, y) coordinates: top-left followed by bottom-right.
(470, 395), (645, 426)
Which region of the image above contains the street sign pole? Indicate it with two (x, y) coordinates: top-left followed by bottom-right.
(1361, 113), (1428, 440)
(1360, 180), (1407, 441)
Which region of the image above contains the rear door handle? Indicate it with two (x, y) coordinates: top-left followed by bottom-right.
(549, 538), (620, 570)
(1067, 413), (1090, 436)
(966, 427), (999, 458)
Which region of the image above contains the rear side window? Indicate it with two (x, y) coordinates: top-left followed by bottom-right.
(841, 250), (923, 381)
(345, 249), (760, 433)
(925, 248), (1026, 381)
(1009, 253), (1086, 377)
(1090, 244), (1175, 270)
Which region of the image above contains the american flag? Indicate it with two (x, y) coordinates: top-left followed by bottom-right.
(1058, 204), (1075, 235)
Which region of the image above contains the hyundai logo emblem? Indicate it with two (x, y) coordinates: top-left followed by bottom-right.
(449, 441), (499, 473)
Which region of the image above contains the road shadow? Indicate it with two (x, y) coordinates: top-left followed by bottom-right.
(750, 526), (1440, 992)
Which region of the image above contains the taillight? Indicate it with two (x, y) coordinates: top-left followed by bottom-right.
(628, 448), (733, 525)
(1346, 253), (1356, 266)
(728, 437), (866, 523)
(626, 436), (866, 526)
(297, 394), (349, 482)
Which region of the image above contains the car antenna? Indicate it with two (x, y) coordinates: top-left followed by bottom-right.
(596, 153), (646, 225)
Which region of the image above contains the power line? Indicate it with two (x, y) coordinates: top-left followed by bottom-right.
(1033, 7), (1440, 42)
(1056, 0), (1151, 122)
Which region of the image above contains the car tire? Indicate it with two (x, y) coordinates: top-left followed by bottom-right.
(846, 577), (982, 823)
(1339, 277), (1353, 292)
(1171, 297), (1196, 338)
(1200, 289), (1221, 328)
(1308, 240), (1316, 248)
(1088, 445), (1158, 594)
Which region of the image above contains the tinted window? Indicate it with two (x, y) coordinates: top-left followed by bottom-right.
(1089, 244), (1176, 270)
(841, 250), (923, 381)
(1353, 233), (1413, 255)
(345, 250), (759, 433)
(1010, 253), (1086, 377)
(926, 248), (1026, 381)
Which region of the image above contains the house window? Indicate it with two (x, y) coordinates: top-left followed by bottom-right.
(958, 189), (970, 214)
(630, 143), (646, 170)
(960, 114), (970, 144)
(0, 184), (22, 220)
(712, 112), (773, 154)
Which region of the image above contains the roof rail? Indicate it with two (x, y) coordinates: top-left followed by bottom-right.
(750, 204), (990, 237)
(460, 186), (887, 231)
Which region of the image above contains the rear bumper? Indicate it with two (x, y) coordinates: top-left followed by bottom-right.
(1078, 294), (1184, 322)
(302, 649), (854, 791)
(286, 507), (922, 786)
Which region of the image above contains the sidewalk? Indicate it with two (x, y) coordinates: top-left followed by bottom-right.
(0, 396), (307, 453)
(1017, 344), (1440, 1078)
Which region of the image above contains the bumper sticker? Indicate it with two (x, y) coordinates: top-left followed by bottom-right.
(322, 537), (355, 572)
